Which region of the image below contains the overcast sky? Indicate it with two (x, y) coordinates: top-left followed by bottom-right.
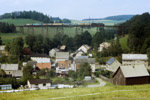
(0, 0), (150, 20)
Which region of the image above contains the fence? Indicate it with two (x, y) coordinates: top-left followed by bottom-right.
(99, 75), (112, 83)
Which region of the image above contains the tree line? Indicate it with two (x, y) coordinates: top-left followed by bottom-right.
(0, 11), (71, 23)
(0, 22), (16, 33)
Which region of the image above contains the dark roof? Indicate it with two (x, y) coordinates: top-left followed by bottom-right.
(29, 79), (51, 84)
(106, 57), (115, 65)
(30, 53), (49, 57)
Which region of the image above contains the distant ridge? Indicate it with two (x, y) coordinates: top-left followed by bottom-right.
(83, 15), (135, 21)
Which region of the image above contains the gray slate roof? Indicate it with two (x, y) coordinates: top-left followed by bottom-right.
(12, 70), (23, 77)
(122, 54), (148, 60)
(56, 52), (69, 59)
(0, 64), (18, 71)
(120, 64), (149, 78)
(75, 58), (95, 64)
(106, 57), (115, 65)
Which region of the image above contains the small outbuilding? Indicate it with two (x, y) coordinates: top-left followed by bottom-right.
(113, 64), (149, 85)
(27, 79), (51, 89)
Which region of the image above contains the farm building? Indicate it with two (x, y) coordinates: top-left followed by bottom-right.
(106, 57), (121, 72)
(122, 54), (149, 67)
(56, 52), (69, 62)
(113, 64), (149, 85)
(27, 79), (51, 89)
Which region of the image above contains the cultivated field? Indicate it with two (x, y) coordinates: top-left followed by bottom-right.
(0, 84), (150, 100)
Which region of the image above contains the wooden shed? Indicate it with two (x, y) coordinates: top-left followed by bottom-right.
(113, 64), (149, 85)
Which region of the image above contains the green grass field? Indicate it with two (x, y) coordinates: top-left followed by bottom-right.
(119, 35), (129, 50)
(0, 33), (27, 44)
(0, 18), (42, 26)
(0, 84), (150, 100)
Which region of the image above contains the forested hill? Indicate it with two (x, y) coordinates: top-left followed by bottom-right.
(0, 11), (71, 23)
(120, 13), (150, 55)
(83, 15), (135, 21)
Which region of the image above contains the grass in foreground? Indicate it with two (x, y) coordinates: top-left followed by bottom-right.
(0, 84), (150, 100)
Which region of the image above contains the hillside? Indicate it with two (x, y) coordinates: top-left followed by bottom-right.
(71, 19), (125, 25)
(0, 18), (42, 26)
(83, 15), (135, 21)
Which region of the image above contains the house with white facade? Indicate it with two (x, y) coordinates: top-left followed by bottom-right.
(74, 56), (95, 72)
(49, 48), (59, 57)
(98, 42), (111, 52)
(56, 60), (73, 76)
(56, 52), (69, 62)
(78, 45), (90, 53)
(27, 79), (51, 89)
(106, 57), (121, 72)
(122, 54), (149, 67)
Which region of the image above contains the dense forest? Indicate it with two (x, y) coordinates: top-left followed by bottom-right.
(0, 11), (71, 23)
(120, 13), (150, 54)
(0, 22), (16, 33)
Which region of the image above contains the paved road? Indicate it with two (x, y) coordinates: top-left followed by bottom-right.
(87, 78), (106, 88)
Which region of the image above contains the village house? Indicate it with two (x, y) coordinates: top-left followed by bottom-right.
(122, 54), (149, 67)
(56, 52), (69, 62)
(98, 42), (111, 52)
(106, 57), (121, 72)
(78, 45), (90, 53)
(36, 63), (51, 70)
(74, 56), (95, 72)
(49, 48), (59, 57)
(113, 64), (149, 85)
(27, 79), (51, 89)
(56, 60), (72, 76)
(0, 45), (8, 56)
(60, 45), (66, 51)
(12, 70), (23, 79)
(72, 50), (84, 59)
(0, 64), (19, 76)
(30, 54), (50, 63)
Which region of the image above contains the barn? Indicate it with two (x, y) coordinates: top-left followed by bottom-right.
(113, 64), (149, 85)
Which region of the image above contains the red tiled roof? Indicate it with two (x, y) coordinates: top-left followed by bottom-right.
(36, 63), (51, 70)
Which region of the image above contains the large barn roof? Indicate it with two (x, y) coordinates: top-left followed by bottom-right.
(122, 54), (148, 60)
(120, 64), (149, 78)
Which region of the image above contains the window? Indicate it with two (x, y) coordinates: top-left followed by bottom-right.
(43, 84), (46, 86)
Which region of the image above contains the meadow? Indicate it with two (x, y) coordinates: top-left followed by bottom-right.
(0, 83), (150, 100)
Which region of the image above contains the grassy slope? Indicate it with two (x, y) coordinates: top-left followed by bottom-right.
(119, 35), (129, 50)
(0, 18), (42, 26)
(0, 84), (150, 100)
(0, 18), (125, 44)
(0, 33), (27, 44)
